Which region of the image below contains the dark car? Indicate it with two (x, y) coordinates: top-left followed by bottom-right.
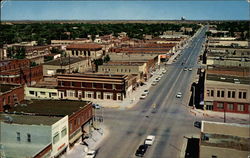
(135, 144), (148, 157)
(194, 121), (201, 129)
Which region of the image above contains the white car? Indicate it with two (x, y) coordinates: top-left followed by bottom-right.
(188, 68), (192, 71)
(145, 135), (155, 146)
(140, 93), (147, 99)
(184, 67), (188, 71)
(155, 78), (160, 82)
(176, 92), (182, 98)
(86, 150), (96, 158)
(162, 70), (167, 74)
(143, 90), (149, 95)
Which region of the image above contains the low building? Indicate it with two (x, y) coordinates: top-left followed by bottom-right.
(200, 121), (249, 158)
(0, 84), (24, 112)
(57, 73), (136, 101)
(98, 61), (148, 82)
(8, 100), (93, 147)
(43, 57), (91, 76)
(24, 81), (58, 100)
(0, 114), (68, 158)
(66, 43), (103, 59)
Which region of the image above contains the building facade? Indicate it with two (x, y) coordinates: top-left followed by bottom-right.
(0, 114), (69, 158)
(57, 74), (133, 101)
(0, 84), (24, 112)
(0, 59), (43, 85)
(43, 57), (91, 76)
(66, 43), (103, 59)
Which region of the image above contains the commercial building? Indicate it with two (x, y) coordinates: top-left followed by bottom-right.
(8, 100), (93, 146)
(57, 73), (136, 101)
(204, 73), (250, 114)
(200, 121), (249, 158)
(24, 81), (58, 100)
(98, 61), (153, 82)
(0, 114), (68, 158)
(43, 57), (91, 76)
(66, 43), (103, 59)
(0, 84), (24, 112)
(0, 59), (43, 85)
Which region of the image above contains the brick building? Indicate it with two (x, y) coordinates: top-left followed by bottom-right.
(57, 73), (136, 101)
(66, 43), (103, 59)
(0, 84), (24, 112)
(0, 59), (43, 85)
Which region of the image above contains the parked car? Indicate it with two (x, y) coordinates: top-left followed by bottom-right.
(145, 135), (155, 146)
(184, 67), (188, 71)
(143, 90), (149, 95)
(135, 144), (148, 157)
(194, 121), (201, 129)
(140, 94), (147, 99)
(155, 78), (160, 82)
(188, 68), (192, 71)
(92, 104), (101, 109)
(86, 150), (96, 158)
(176, 92), (182, 98)
(151, 81), (157, 86)
(162, 70), (167, 74)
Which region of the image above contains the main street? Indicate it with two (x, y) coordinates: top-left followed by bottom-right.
(95, 26), (208, 158)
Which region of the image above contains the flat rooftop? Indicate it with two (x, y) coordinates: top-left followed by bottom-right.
(201, 121), (249, 151)
(44, 57), (88, 66)
(206, 73), (250, 85)
(0, 113), (61, 125)
(0, 84), (21, 94)
(9, 100), (89, 116)
(102, 61), (145, 66)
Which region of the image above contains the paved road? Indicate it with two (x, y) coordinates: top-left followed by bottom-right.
(95, 26), (208, 158)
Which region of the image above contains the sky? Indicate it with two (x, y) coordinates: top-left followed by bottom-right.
(1, 0), (249, 21)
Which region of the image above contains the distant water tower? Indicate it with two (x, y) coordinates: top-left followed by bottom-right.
(181, 16), (186, 21)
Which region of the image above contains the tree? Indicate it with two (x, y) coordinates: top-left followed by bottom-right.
(93, 58), (103, 72)
(103, 55), (110, 63)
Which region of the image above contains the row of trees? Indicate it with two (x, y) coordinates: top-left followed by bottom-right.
(0, 23), (200, 47)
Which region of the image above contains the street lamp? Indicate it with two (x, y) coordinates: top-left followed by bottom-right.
(192, 86), (195, 109)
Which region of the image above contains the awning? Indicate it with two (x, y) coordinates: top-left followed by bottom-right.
(69, 130), (83, 144)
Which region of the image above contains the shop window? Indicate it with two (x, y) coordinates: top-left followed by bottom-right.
(227, 103), (234, 110)
(237, 104), (245, 111)
(217, 102), (224, 109)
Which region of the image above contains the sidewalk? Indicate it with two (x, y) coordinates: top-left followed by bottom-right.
(61, 125), (109, 158)
(189, 108), (249, 123)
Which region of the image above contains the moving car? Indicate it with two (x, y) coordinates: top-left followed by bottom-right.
(86, 150), (96, 158)
(194, 121), (201, 129)
(135, 144), (148, 157)
(145, 135), (155, 146)
(140, 93), (147, 99)
(176, 92), (182, 98)
(155, 78), (160, 82)
(184, 67), (188, 71)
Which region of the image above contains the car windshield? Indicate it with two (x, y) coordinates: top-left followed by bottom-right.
(87, 153), (94, 155)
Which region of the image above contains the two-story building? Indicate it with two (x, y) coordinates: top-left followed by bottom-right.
(0, 114), (68, 158)
(57, 73), (136, 101)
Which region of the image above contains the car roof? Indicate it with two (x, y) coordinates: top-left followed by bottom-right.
(147, 135), (155, 139)
(87, 150), (96, 154)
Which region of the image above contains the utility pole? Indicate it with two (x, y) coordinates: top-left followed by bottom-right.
(192, 85), (195, 109)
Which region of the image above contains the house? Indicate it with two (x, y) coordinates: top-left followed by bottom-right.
(200, 121), (249, 158)
(57, 73), (136, 101)
(0, 84), (24, 112)
(43, 57), (91, 77)
(0, 114), (68, 158)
